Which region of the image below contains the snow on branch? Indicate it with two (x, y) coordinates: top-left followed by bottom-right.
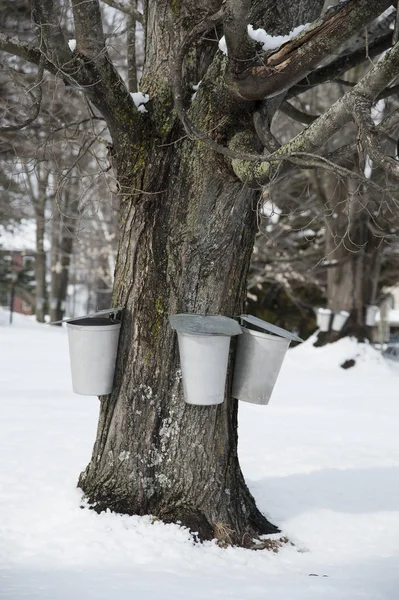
(219, 23), (309, 55)
(227, 0), (392, 101)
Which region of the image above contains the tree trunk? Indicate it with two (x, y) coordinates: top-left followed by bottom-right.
(49, 194), (77, 323)
(49, 256), (70, 323)
(35, 196), (46, 323)
(79, 129), (279, 543)
(317, 179), (382, 345)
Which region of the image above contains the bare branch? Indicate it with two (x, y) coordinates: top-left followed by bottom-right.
(280, 102), (319, 125)
(0, 58), (45, 133)
(377, 83), (399, 100)
(0, 33), (47, 69)
(101, 0), (143, 24)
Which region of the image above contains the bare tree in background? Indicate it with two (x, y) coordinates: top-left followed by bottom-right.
(0, 0), (119, 322)
(250, 55), (399, 343)
(2, 0), (399, 545)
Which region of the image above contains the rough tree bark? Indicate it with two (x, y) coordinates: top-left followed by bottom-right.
(3, 0), (399, 546)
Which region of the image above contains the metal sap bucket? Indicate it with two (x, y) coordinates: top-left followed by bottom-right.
(366, 305), (379, 326)
(232, 315), (302, 405)
(66, 317), (121, 395)
(169, 314), (242, 406)
(316, 308), (332, 332)
(331, 310), (350, 332)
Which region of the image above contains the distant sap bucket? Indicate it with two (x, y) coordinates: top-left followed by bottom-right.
(66, 317), (121, 396)
(49, 297), (58, 310)
(317, 308), (332, 332)
(331, 310), (350, 332)
(232, 315), (303, 406)
(365, 305), (379, 327)
(169, 314), (242, 406)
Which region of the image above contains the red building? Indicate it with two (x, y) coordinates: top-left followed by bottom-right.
(0, 250), (35, 316)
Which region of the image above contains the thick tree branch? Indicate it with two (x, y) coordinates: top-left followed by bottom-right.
(72, 0), (106, 59)
(0, 33), (46, 67)
(229, 0), (392, 101)
(71, 0), (106, 58)
(169, 8), (225, 141)
(280, 101), (319, 125)
(253, 95), (286, 151)
(11, 0), (138, 148)
(287, 33), (393, 98)
(253, 102), (281, 152)
(223, 0), (255, 68)
(126, 0), (138, 92)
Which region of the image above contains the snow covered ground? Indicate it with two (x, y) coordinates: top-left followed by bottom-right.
(1, 312), (399, 599)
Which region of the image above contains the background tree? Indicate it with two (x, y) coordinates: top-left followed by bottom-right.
(2, 0), (399, 546)
(249, 49), (399, 343)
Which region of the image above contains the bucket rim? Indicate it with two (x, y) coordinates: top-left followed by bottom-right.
(239, 314), (303, 342)
(177, 330), (232, 339)
(240, 326), (291, 343)
(66, 318), (121, 331)
(169, 313), (242, 336)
